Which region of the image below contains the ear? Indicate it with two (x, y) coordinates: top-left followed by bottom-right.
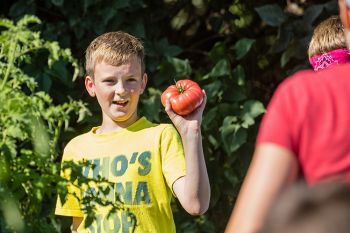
(85, 75), (96, 97)
(340, 0), (350, 29)
(140, 73), (148, 94)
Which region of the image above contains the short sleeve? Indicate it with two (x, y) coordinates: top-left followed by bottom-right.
(160, 125), (186, 192)
(55, 145), (84, 217)
(256, 78), (299, 154)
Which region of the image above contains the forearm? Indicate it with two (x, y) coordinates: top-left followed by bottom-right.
(178, 127), (210, 214)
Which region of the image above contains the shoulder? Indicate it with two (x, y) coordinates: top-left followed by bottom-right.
(141, 118), (178, 135)
(281, 63), (350, 90)
(63, 130), (93, 154)
(273, 68), (325, 103)
(278, 69), (315, 92)
(158, 123), (179, 135)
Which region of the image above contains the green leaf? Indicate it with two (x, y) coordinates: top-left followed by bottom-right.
(84, 214), (95, 228)
(6, 125), (26, 140)
(1, 197), (24, 232)
(166, 57), (192, 77)
(171, 9), (189, 30)
(203, 80), (221, 100)
(255, 4), (287, 27)
(17, 15), (41, 27)
(220, 116), (247, 155)
(281, 45), (297, 67)
(31, 118), (50, 157)
(209, 42), (226, 61)
(0, 19), (14, 28)
(202, 106), (218, 129)
(208, 134), (219, 149)
(270, 25), (293, 53)
(157, 38), (182, 57)
(303, 4), (324, 24)
(206, 59), (230, 79)
(51, 0), (64, 7)
(241, 100), (265, 128)
(233, 65), (245, 86)
(222, 86), (246, 102)
(113, 0), (130, 9)
(234, 38), (255, 60)
(140, 88), (161, 122)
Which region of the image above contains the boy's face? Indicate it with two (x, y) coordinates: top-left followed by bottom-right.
(85, 56), (147, 128)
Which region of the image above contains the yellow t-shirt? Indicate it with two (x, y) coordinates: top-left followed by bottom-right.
(55, 117), (186, 233)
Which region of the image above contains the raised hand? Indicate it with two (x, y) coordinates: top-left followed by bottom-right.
(164, 90), (207, 135)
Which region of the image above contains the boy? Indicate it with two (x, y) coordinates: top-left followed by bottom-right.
(55, 31), (210, 233)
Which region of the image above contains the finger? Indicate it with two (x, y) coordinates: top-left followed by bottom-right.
(165, 99), (172, 112)
(197, 89), (207, 113)
(202, 89), (207, 106)
(165, 99), (178, 119)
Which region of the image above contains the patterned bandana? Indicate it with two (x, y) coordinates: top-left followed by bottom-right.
(309, 48), (350, 71)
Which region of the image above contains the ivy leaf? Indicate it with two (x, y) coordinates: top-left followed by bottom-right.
(233, 65), (245, 86)
(281, 45), (297, 67)
(303, 4), (324, 24)
(84, 214), (95, 228)
(255, 4), (287, 27)
(51, 0), (64, 7)
(234, 38), (255, 60)
(202, 106), (218, 130)
(270, 25), (293, 53)
(166, 57), (192, 77)
(203, 59), (230, 80)
(140, 88), (161, 122)
(220, 116), (248, 155)
(203, 80), (222, 100)
(241, 100), (265, 128)
(157, 38), (182, 57)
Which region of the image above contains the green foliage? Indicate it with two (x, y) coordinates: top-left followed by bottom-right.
(0, 0), (339, 232)
(0, 15), (89, 232)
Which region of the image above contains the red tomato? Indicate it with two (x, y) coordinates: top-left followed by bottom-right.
(161, 79), (203, 116)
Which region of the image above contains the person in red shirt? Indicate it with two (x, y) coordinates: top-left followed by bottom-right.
(225, 1), (350, 233)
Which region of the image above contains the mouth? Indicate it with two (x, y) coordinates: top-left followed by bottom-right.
(112, 100), (129, 107)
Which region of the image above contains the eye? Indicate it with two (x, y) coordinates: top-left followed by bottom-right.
(127, 78), (137, 82)
(103, 79), (115, 84)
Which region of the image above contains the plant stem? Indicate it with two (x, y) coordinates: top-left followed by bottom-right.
(50, 119), (63, 160)
(1, 31), (18, 90)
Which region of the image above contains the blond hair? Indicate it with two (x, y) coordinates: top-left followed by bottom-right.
(85, 31), (145, 77)
(308, 16), (346, 58)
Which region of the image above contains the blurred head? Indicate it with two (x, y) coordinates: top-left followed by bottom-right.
(85, 31), (145, 78)
(308, 15), (350, 71)
(308, 16), (346, 58)
(259, 181), (350, 233)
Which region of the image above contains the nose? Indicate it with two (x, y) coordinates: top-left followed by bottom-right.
(115, 81), (126, 95)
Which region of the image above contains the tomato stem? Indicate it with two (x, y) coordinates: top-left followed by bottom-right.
(177, 84), (184, 93)
(174, 78), (184, 94)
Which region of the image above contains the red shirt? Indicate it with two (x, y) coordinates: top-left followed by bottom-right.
(257, 63), (350, 184)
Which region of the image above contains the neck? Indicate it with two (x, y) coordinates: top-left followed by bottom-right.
(97, 113), (140, 134)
